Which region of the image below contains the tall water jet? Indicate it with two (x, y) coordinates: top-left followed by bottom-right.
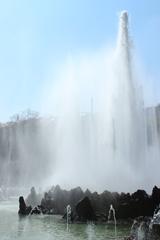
(43, 10), (160, 191)
(108, 204), (117, 239)
(117, 11), (131, 77)
(111, 11), (146, 169)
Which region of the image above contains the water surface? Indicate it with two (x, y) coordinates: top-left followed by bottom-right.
(0, 199), (130, 240)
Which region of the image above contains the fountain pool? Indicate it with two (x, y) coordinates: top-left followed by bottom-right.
(0, 199), (130, 240)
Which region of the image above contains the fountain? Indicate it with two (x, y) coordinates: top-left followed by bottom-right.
(0, 5), (159, 240)
(46, 9), (157, 192)
(0, 11), (159, 193)
(108, 204), (117, 239)
(66, 204), (72, 231)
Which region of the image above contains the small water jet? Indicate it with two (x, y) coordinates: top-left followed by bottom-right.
(66, 204), (72, 231)
(108, 204), (117, 239)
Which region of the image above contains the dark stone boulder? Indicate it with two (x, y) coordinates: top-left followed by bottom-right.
(41, 192), (55, 214)
(37, 204), (48, 214)
(18, 196), (32, 215)
(76, 196), (96, 221)
(30, 206), (41, 215)
(18, 196), (26, 215)
(23, 184), (160, 221)
(152, 186), (160, 209)
(150, 224), (160, 239)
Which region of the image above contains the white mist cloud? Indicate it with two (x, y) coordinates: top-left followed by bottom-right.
(38, 13), (160, 193)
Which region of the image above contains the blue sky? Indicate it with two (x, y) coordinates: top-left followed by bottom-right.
(0, 0), (160, 121)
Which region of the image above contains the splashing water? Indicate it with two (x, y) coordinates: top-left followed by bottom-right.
(108, 204), (117, 239)
(66, 204), (72, 231)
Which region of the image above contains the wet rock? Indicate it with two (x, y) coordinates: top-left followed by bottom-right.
(41, 192), (55, 214)
(24, 185), (160, 222)
(18, 196), (32, 215)
(150, 224), (160, 239)
(30, 206), (41, 215)
(76, 196), (96, 221)
(152, 186), (160, 209)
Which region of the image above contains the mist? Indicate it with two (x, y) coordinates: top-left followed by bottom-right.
(39, 11), (160, 192)
(0, 11), (159, 193)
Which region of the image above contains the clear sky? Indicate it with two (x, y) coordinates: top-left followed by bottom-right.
(0, 0), (160, 122)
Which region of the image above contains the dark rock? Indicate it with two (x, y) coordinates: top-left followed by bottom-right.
(18, 196), (26, 215)
(30, 206), (41, 215)
(69, 187), (84, 207)
(76, 196), (96, 221)
(151, 224), (160, 239)
(18, 196), (32, 215)
(152, 186), (160, 208)
(41, 192), (55, 214)
(24, 185), (160, 221)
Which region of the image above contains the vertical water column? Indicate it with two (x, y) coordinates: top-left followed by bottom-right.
(112, 11), (146, 167)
